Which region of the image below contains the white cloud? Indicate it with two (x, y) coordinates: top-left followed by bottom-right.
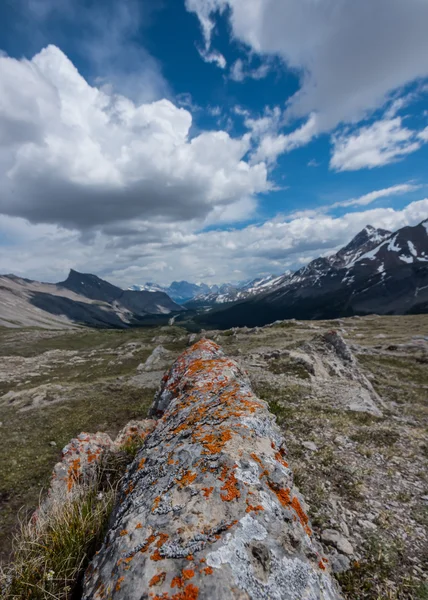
(330, 118), (426, 171)
(331, 184), (422, 209)
(0, 45), (268, 231)
(252, 113), (318, 163)
(2, 196), (427, 287)
(230, 58), (270, 82)
(198, 48), (226, 69)
(186, 0), (428, 131)
(419, 127), (428, 142)
(284, 183), (421, 220)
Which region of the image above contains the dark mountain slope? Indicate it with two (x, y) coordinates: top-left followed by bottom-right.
(197, 220), (428, 328)
(58, 269), (123, 303)
(58, 270), (184, 317)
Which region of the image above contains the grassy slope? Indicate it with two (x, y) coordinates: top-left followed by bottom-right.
(0, 326), (187, 563)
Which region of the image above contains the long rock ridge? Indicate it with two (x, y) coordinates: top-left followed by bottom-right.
(83, 339), (343, 600)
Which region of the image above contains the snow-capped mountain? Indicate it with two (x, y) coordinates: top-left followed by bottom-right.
(129, 281), (223, 304)
(197, 219), (428, 328)
(129, 282), (167, 294)
(187, 274), (289, 307)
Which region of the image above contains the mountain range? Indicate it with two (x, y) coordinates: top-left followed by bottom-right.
(0, 270), (184, 329)
(1, 219), (427, 330)
(130, 275), (288, 306)
(129, 281), (238, 304)
(195, 219), (428, 328)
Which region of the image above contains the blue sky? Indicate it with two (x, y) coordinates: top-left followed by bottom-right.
(0, 0), (427, 286)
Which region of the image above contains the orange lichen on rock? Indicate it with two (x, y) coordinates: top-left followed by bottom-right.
(318, 560), (326, 570)
(195, 428), (232, 455)
(203, 566), (213, 575)
(201, 486), (214, 499)
(87, 450), (99, 464)
(267, 481), (291, 508)
(176, 469), (197, 488)
(171, 569), (195, 589)
(150, 533), (170, 561)
(140, 533), (158, 554)
(115, 576), (125, 592)
(153, 583), (199, 600)
(250, 453), (263, 467)
(138, 458), (146, 470)
(246, 503), (265, 513)
(150, 572), (166, 587)
(220, 470), (240, 502)
(119, 529), (128, 536)
(291, 496), (312, 536)
(274, 450), (289, 468)
(136, 522), (143, 529)
(66, 457), (81, 491)
(218, 465), (229, 481)
(182, 569), (195, 580)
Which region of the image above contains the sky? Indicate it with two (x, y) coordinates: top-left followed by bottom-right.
(0, 0), (428, 287)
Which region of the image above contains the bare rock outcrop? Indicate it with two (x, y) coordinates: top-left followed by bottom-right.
(83, 339), (342, 600)
(46, 420), (156, 507)
(298, 331), (383, 415)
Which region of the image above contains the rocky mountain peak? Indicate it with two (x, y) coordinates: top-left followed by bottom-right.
(335, 225), (392, 267)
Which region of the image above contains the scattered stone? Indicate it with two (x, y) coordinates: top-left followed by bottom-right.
(49, 441), (57, 447)
(302, 441), (318, 451)
(330, 553), (351, 574)
(340, 521), (350, 537)
(321, 529), (354, 555)
(358, 519), (377, 531)
(137, 345), (171, 372)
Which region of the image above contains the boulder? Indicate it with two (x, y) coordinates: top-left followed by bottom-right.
(83, 339), (342, 599)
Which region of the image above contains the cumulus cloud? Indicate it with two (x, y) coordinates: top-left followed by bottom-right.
(330, 118), (427, 171)
(2, 195), (427, 287)
(0, 45), (268, 232)
(186, 0), (428, 130)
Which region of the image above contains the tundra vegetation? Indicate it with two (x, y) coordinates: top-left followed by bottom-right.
(0, 314), (427, 599)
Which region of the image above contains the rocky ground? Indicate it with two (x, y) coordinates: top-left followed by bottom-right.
(0, 315), (427, 598)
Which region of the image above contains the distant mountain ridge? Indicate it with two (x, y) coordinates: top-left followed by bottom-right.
(131, 276), (289, 307)
(129, 280), (240, 304)
(186, 274), (290, 307)
(197, 219), (428, 328)
(129, 281), (215, 303)
(0, 270), (184, 329)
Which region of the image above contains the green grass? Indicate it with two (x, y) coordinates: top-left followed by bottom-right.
(337, 536), (428, 600)
(0, 384), (156, 563)
(350, 427), (400, 447)
(0, 450), (130, 600)
(267, 357), (311, 379)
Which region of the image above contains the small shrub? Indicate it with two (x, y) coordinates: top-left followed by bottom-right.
(0, 452), (128, 600)
(337, 536), (425, 600)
